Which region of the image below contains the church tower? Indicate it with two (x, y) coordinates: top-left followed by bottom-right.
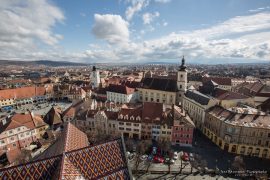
(90, 66), (100, 88)
(177, 56), (187, 105)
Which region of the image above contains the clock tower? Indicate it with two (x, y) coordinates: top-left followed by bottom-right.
(177, 56), (187, 105)
(90, 66), (100, 88)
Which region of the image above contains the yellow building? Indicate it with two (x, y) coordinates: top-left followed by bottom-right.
(138, 56), (188, 105)
(204, 105), (270, 159)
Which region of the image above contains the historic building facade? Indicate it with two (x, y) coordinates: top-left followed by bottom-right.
(138, 57), (188, 105)
(204, 106), (270, 159)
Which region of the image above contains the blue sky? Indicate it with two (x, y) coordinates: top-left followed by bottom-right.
(0, 0), (270, 63)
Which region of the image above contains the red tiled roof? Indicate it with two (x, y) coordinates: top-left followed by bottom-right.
(0, 86), (46, 100)
(142, 102), (163, 123)
(0, 112), (45, 134)
(36, 123), (88, 160)
(0, 138), (130, 179)
(118, 106), (143, 122)
(107, 84), (135, 95)
(202, 77), (232, 86)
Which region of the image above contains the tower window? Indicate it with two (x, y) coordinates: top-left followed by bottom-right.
(180, 75), (183, 78)
(180, 85), (182, 89)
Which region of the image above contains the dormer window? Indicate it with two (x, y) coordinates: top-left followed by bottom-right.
(130, 116), (134, 120)
(124, 115), (128, 120)
(136, 116), (141, 121)
(119, 114), (123, 119)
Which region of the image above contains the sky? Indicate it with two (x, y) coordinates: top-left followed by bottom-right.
(0, 0), (270, 64)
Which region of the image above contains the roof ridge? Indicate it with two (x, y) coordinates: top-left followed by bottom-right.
(63, 123), (71, 152)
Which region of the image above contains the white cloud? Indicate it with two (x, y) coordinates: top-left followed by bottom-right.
(155, 0), (171, 3)
(248, 6), (270, 13)
(92, 14), (130, 45)
(0, 0), (64, 60)
(125, 0), (149, 21)
(1, 1), (270, 63)
(80, 12), (86, 17)
(93, 12), (270, 62)
(142, 12), (160, 24)
(191, 12), (270, 39)
(163, 22), (168, 26)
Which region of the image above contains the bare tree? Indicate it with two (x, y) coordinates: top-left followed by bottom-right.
(125, 138), (134, 152)
(134, 140), (152, 174)
(134, 141), (148, 173)
(190, 158), (199, 174)
(200, 160), (208, 173)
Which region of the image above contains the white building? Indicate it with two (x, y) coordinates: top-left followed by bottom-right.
(90, 66), (100, 88)
(183, 89), (217, 130)
(106, 84), (137, 104)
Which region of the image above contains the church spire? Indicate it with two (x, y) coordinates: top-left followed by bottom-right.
(179, 55), (186, 71)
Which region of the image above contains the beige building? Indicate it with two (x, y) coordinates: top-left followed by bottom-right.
(183, 89), (218, 130)
(138, 56), (188, 105)
(204, 105), (270, 159)
(138, 87), (177, 105)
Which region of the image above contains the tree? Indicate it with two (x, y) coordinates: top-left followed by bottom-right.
(125, 138), (135, 152)
(134, 141), (148, 173)
(190, 158), (199, 174)
(200, 160), (208, 173)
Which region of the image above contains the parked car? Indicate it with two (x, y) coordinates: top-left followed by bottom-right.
(153, 155), (164, 163)
(164, 158), (175, 164)
(189, 153), (194, 161)
(173, 152), (178, 160)
(181, 152), (189, 161)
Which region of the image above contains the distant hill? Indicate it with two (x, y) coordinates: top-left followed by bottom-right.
(0, 60), (88, 67)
